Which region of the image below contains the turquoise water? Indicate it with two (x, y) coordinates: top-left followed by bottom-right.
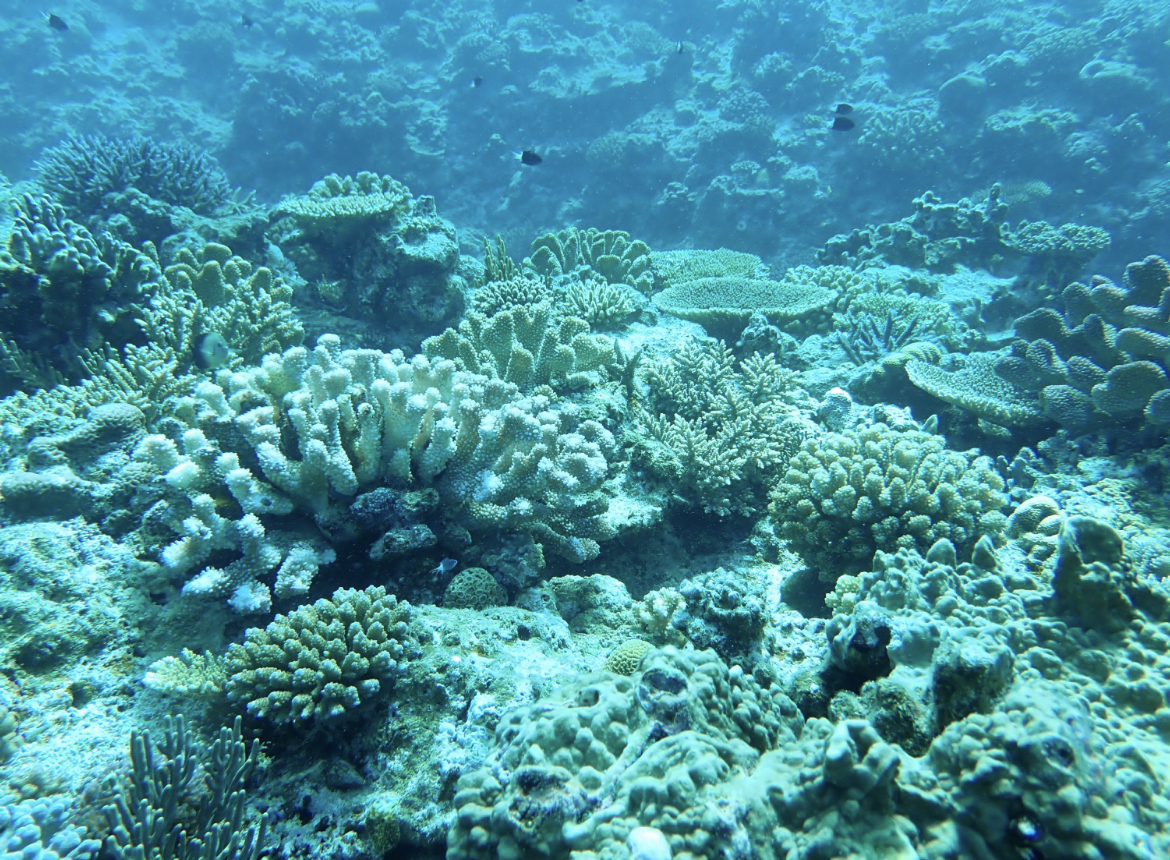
(0, 1), (1168, 858)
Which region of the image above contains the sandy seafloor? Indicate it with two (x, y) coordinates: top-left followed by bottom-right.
(1, 0), (1170, 859)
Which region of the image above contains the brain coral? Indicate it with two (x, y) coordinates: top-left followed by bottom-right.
(770, 421), (1007, 575)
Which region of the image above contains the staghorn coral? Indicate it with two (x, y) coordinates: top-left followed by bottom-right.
(271, 172), (412, 236)
(151, 243), (304, 365)
(637, 340), (812, 516)
(565, 276), (639, 328)
(470, 274), (557, 317)
(223, 586), (412, 725)
(654, 265), (849, 339)
(36, 133), (235, 220)
(770, 420), (1007, 575)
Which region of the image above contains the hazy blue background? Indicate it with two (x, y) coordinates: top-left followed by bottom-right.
(2, 0), (1166, 268)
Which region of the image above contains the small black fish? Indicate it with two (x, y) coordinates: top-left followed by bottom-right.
(677, 41), (684, 54)
(46, 13), (68, 31)
(835, 103), (853, 115)
(519, 150), (543, 166)
(831, 116), (855, 132)
(240, 13), (254, 28)
(472, 76), (483, 88)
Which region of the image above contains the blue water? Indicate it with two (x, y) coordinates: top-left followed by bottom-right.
(1, 0), (1169, 858)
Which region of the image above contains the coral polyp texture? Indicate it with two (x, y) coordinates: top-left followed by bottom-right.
(770, 421), (1008, 575)
(131, 334), (614, 605)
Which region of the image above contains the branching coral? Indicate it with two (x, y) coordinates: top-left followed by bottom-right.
(638, 340), (812, 516)
(770, 421), (1007, 575)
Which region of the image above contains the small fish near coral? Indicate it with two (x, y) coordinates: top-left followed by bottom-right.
(193, 332), (233, 370)
(45, 13), (68, 31)
(518, 150), (543, 166)
(832, 102), (856, 131)
(429, 558), (458, 576)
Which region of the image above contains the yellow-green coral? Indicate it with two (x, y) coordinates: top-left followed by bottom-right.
(603, 639), (653, 674)
(154, 244), (305, 364)
(443, 568), (507, 609)
(655, 266), (846, 335)
(639, 340), (811, 516)
(223, 585), (413, 725)
(771, 422), (1007, 575)
(471, 274), (556, 317)
(421, 304), (614, 392)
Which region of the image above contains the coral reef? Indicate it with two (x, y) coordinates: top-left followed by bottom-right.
(637, 340), (813, 516)
(651, 248), (766, 288)
(820, 187), (1109, 290)
(523, 227), (654, 295)
(447, 647), (803, 860)
(770, 421), (1008, 575)
(222, 586), (412, 725)
(1002, 254), (1170, 432)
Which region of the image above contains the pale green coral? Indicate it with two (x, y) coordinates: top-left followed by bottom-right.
(271, 171), (411, 234)
(421, 304), (614, 393)
(654, 265), (846, 335)
(523, 227), (655, 295)
(565, 276), (639, 327)
(638, 341), (812, 515)
(906, 351), (1046, 427)
(651, 248), (765, 288)
(770, 421), (1007, 575)
(443, 567), (507, 609)
(470, 274), (556, 317)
